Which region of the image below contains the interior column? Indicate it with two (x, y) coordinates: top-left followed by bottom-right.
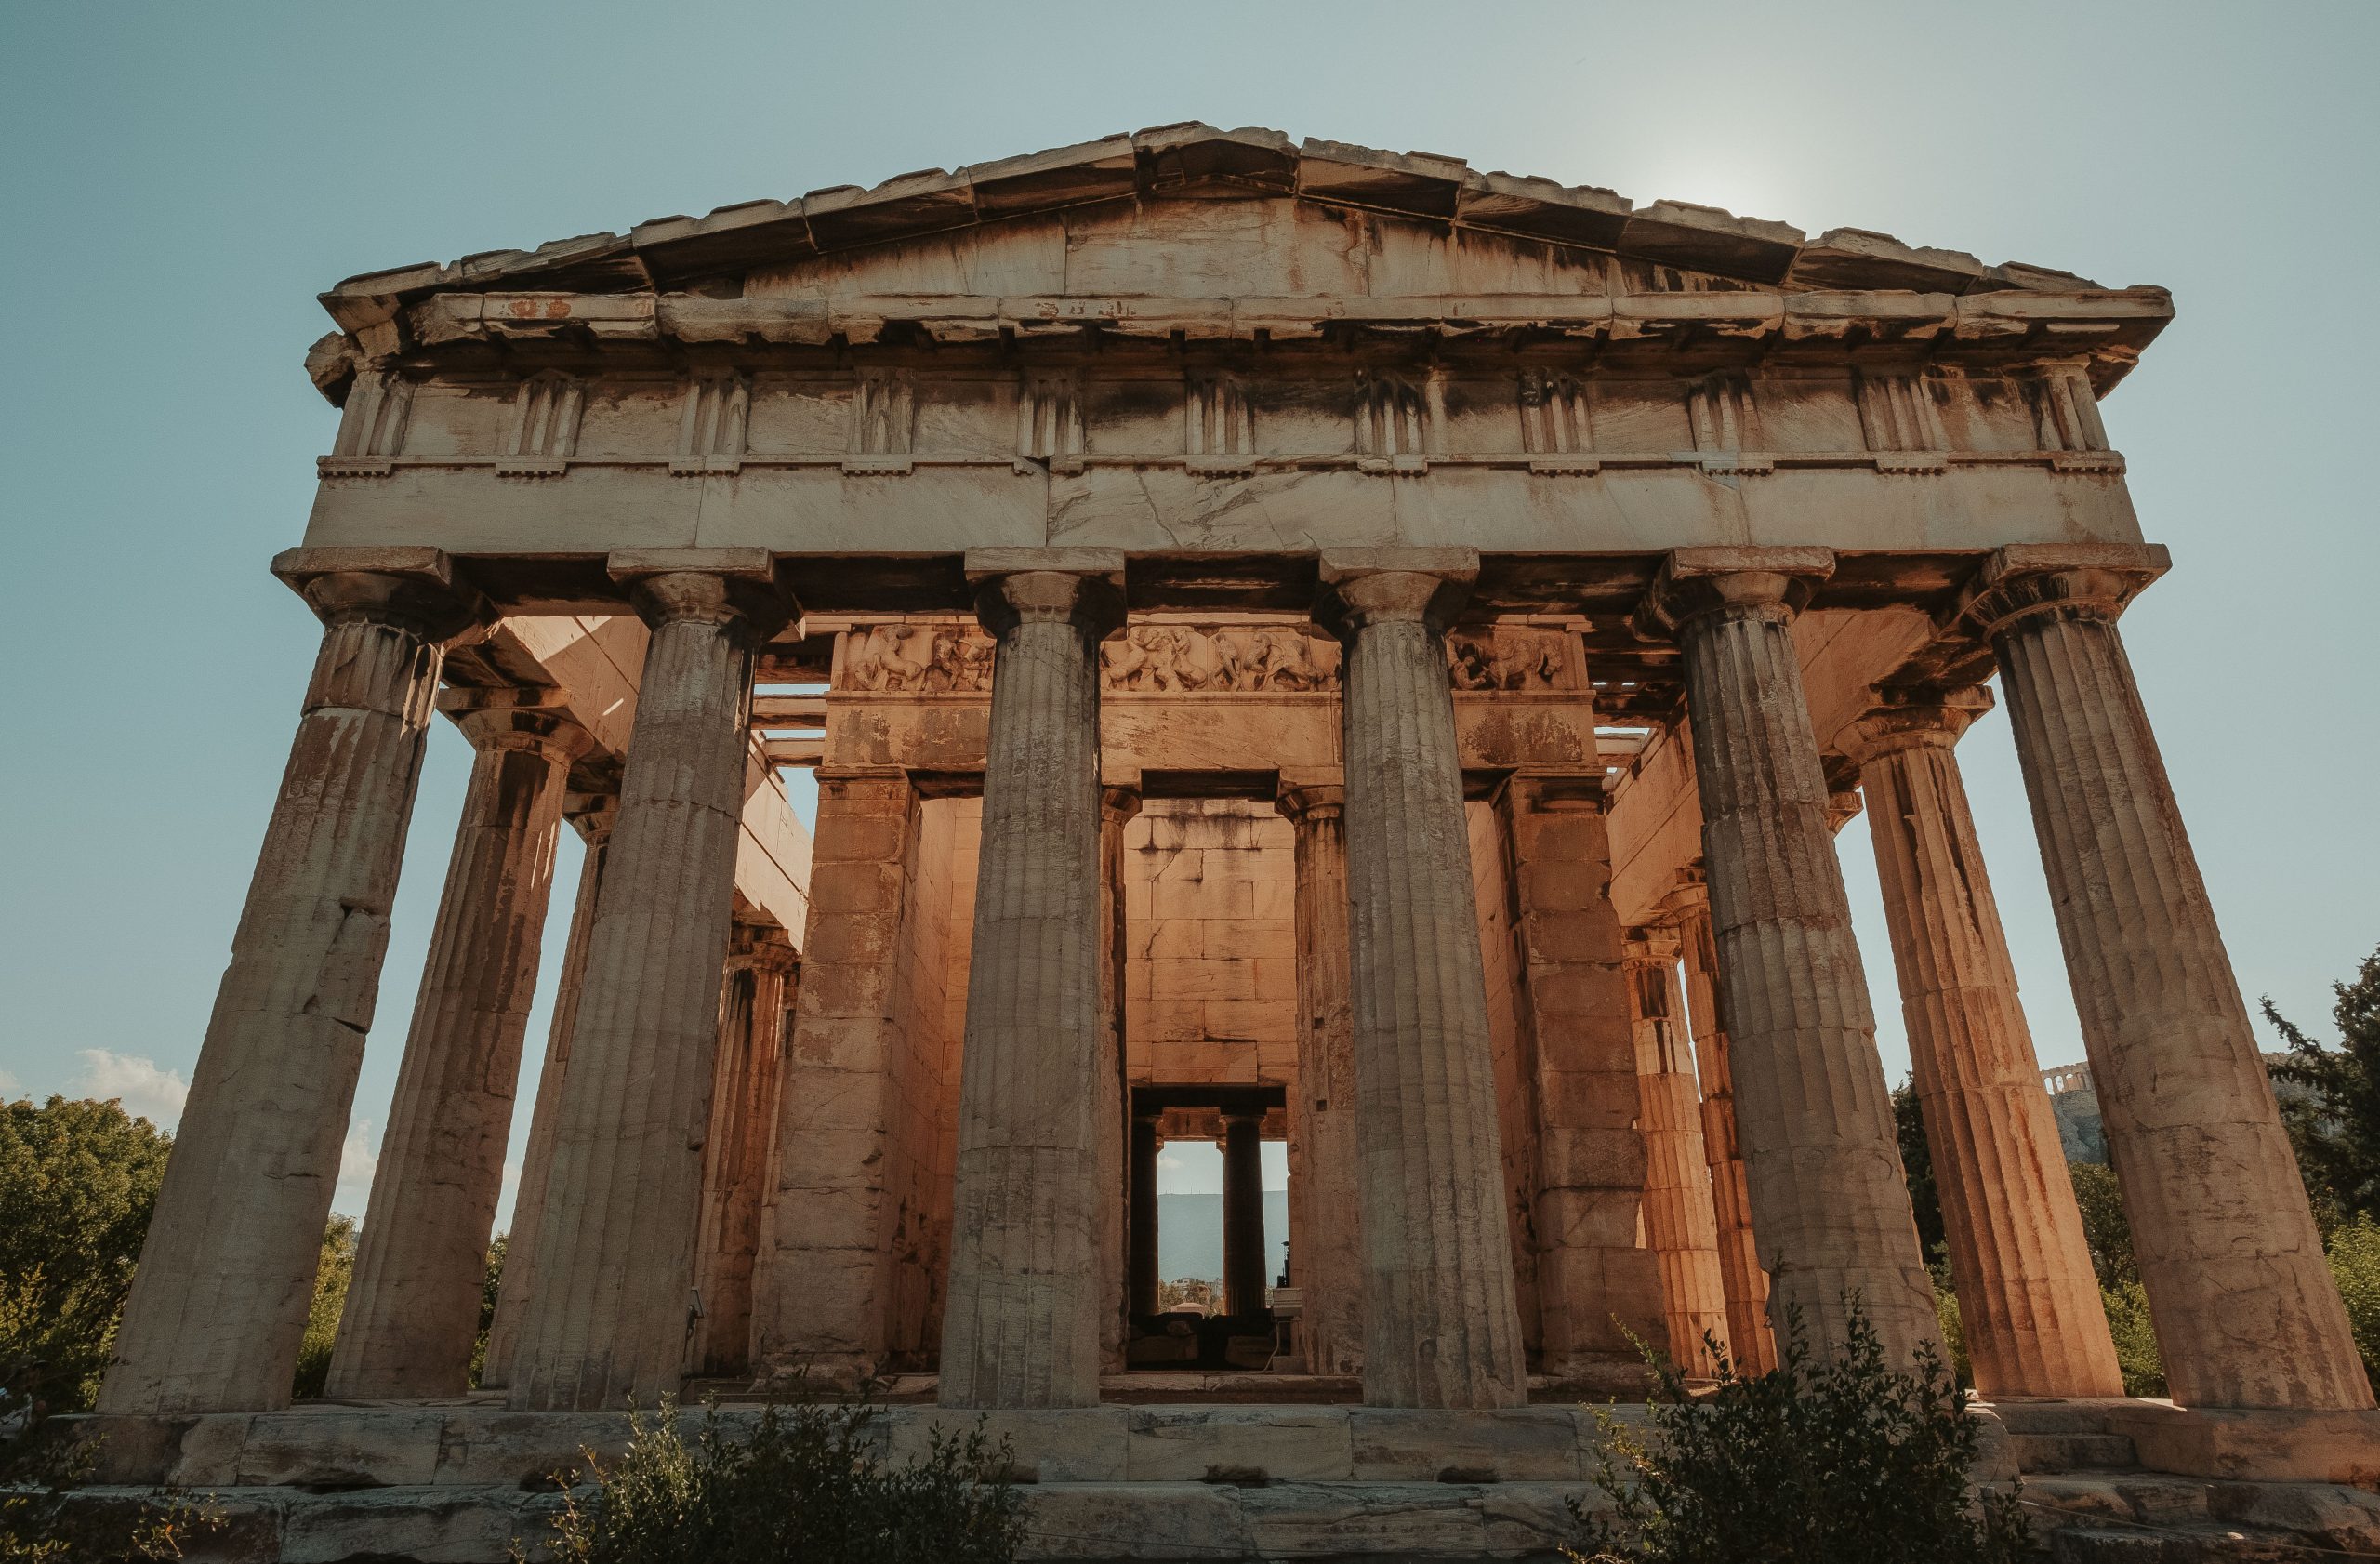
(1621, 926), (1731, 1377)
(1496, 772), (1665, 1389)
(328, 690), (590, 1398)
(1670, 883), (1776, 1373)
(939, 550), (1124, 1410)
(693, 923), (796, 1376)
(1964, 546), (2372, 1410)
(1319, 549), (1527, 1410)
(750, 768), (917, 1389)
(507, 550), (791, 1412)
(1276, 776), (1364, 1377)
(1098, 783), (1140, 1372)
(1221, 1110), (1268, 1316)
(1129, 1112), (1161, 1317)
(1846, 686), (2123, 1399)
(480, 791), (615, 1390)
(100, 550), (487, 1415)
(1639, 547), (1941, 1368)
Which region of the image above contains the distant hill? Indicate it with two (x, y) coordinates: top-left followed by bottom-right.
(1157, 1190), (1289, 1283)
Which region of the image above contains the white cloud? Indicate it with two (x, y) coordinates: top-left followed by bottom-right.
(73, 1050), (189, 1127)
(333, 1120), (379, 1219)
(495, 1160), (522, 1237)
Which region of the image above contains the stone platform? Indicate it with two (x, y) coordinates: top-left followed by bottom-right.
(46, 1400), (2380, 1561)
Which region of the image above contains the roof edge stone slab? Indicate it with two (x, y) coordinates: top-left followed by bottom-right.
(317, 125), (2135, 338)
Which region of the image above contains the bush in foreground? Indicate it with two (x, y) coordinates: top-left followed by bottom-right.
(1571, 1302), (2029, 1564)
(525, 1398), (1021, 1564)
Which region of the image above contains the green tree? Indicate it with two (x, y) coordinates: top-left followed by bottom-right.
(1890, 1079), (1946, 1265)
(2264, 945), (2380, 1227)
(469, 1234), (505, 1389)
(2067, 1162), (2135, 1289)
(290, 1215), (356, 1401)
(0, 1096), (172, 1419)
(528, 1398), (1022, 1564)
(1571, 1302), (2028, 1564)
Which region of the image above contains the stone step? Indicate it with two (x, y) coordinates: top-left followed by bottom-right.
(48, 1479), (1611, 1563)
(2016, 1431), (2142, 1472)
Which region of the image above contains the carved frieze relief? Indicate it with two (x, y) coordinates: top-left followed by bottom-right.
(830, 619), (1586, 697)
(1103, 625), (1341, 693)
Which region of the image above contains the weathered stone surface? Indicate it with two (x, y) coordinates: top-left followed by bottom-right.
(690, 923), (795, 1374)
(1276, 779), (1365, 1379)
(479, 794), (614, 1391)
(1123, 1406), (1353, 1482)
(1967, 547), (2373, 1413)
(1645, 550), (1941, 1369)
(330, 694), (589, 1398)
(1621, 926), (1729, 1377)
(99, 560), (487, 1416)
(939, 555), (1124, 1409)
(1348, 1408), (1585, 1482)
(1497, 774), (1665, 1389)
(1844, 687), (2122, 1400)
(1671, 889), (1777, 1374)
(1322, 550), (1527, 1411)
(507, 562), (792, 1410)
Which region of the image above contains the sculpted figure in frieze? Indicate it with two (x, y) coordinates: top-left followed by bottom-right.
(1448, 628), (1576, 692)
(839, 625), (993, 693)
(1102, 625), (1342, 693)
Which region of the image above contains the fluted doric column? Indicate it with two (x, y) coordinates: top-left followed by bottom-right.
(1622, 927), (1730, 1377)
(1276, 776), (1364, 1377)
(1844, 686), (2122, 1400)
(480, 791), (616, 1391)
(1098, 783), (1140, 1372)
(507, 550), (791, 1412)
(1670, 884), (1776, 1374)
(693, 924), (796, 1376)
(1639, 548), (1940, 1369)
(939, 550), (1124, 1409)
(1318, 550), (1527, 1409)
(1963, 545), (2372, 1411)
(101, 549), (488, 1414)
(328, 690), (591, 1398)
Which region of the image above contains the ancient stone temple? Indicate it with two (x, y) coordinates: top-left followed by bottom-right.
(79, 128), (2376, 1558)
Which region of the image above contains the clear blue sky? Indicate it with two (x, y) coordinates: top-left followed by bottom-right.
(4, 3), (2374, 1223)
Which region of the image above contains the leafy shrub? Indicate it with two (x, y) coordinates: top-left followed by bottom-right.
(1927, 1260), (1972, 1391)
(288, 1216), (354, 1401)
(0, 1426), (220, 1561)
(526, 1398), (1022, 1564)
(2328, 1214), (2380, 1384)
(1571, 1302), (2029, 1564)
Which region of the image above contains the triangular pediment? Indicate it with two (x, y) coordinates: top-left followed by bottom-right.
(319, 125), (2110, 335)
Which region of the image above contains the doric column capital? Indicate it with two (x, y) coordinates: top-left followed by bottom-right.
(1621, 925), (1684, 968)
(964, 548), (1126, 640)
(563, 789), (619, 846)
(1954, 543), (2168, 641)
(1275, 772), (1346, 825)
(725, 921), (797, 975)
(272, 546), (496, 647)
(1314, 548), (1478, 638)
(439, 687), (600, 765)
(1825, 785), (1866, 835)
(1633, 547), (1834, 639)
(1842, 685), (1995, 766)
(607, 548), (799, 643)
(1654, 871), (1711, 929)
